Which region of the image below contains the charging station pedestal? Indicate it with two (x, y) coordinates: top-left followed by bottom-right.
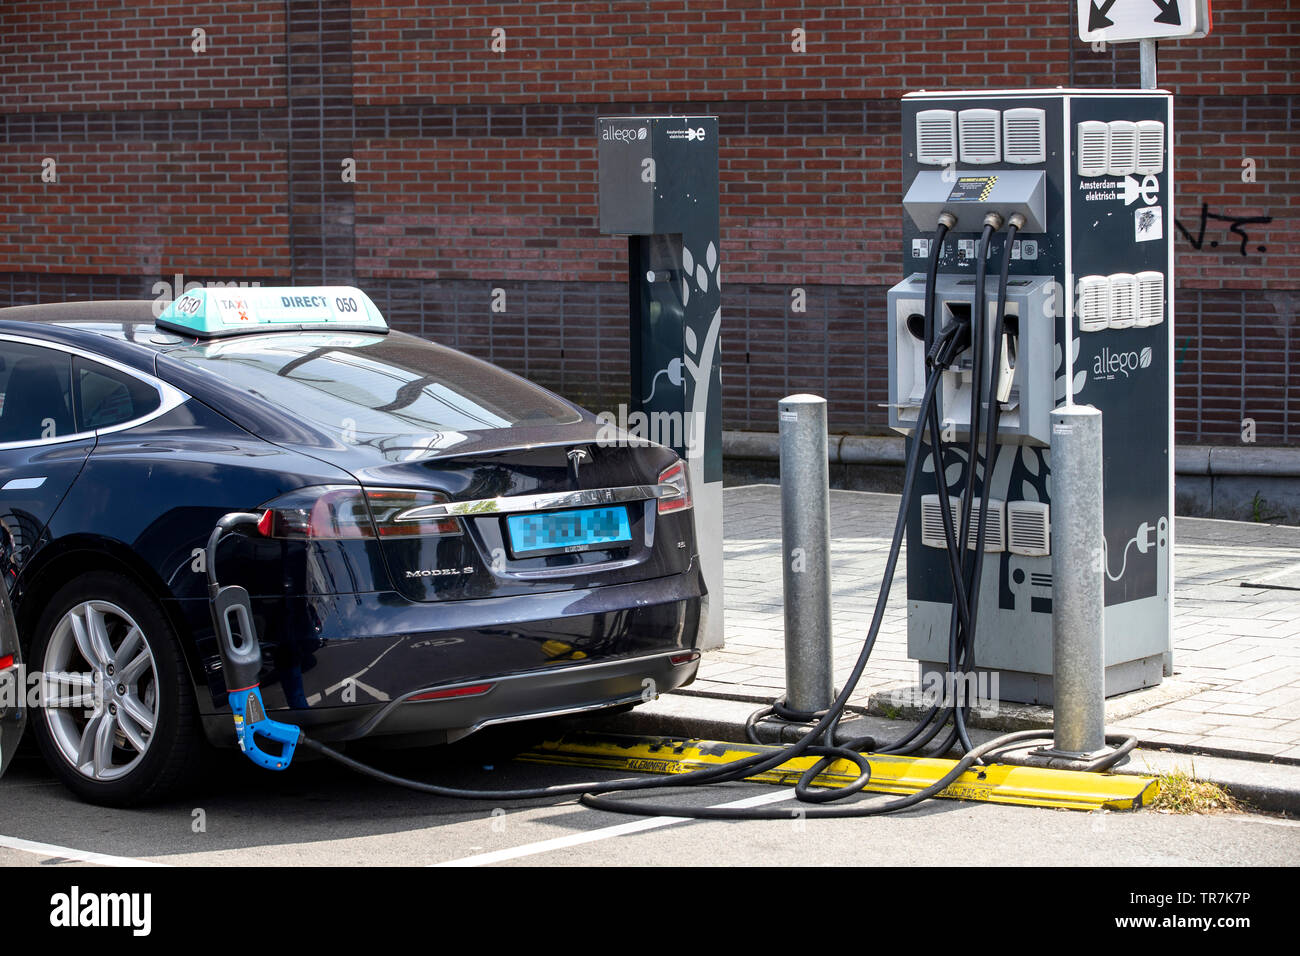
(889, 91), (1174, 703)
(598, 116), (724, 649)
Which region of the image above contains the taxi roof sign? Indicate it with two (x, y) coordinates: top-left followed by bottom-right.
(156, 286), (389, 338)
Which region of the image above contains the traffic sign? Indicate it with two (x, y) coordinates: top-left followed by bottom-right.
(1078, 0), (1212, 43)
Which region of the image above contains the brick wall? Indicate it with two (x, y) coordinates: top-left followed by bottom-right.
(0, 1), (285, 111)
(0, 0), (1295, 445)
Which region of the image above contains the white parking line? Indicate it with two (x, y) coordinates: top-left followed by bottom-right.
(0, 834), (168, 867)
(431, 788), (797, 867)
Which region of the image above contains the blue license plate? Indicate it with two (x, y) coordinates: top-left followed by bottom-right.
(506, 506), (632, 555)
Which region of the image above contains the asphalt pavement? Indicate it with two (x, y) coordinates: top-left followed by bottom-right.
(1, 729), (1297, 868)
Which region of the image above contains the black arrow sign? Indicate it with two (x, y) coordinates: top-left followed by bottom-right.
(1088, 0), (1118, 31)
(1152, 0), (1182, 26)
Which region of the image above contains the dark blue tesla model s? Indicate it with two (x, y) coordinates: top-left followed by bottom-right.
(0, 287), (703, 805)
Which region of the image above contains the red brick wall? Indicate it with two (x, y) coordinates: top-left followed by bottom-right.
(351, 1), (1076, 105)
(0, 142), (288, 277)
(352, 136), (900, 285)
(354, 140), (611, 281)
(0, 1), (284, 112)
(0, 1), (288, 279)
(0, 0), (1296, 442)
(348, 1), (1296, 291)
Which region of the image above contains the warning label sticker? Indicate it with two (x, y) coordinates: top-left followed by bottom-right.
(1135, 206), (1163, 242)
(947, 175), (998, 203)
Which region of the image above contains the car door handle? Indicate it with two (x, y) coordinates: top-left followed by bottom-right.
(1, 477), (46, 491)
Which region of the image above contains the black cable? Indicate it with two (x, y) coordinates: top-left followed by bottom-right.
(302, 368), (965, 814)
(957, 223), (996, 580)
(963, 221), (1020, 681)
(218, 215), (1135, 821)
(744, 223), (980, 763)
(877, 220), (973, 758)
(948, 222), (997, 755)
(580, 729), (1073, 820)
(922, 221), (972, 632)
(947, 220), (1020, 750)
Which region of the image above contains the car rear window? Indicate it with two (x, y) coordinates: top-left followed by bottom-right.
(74, 356), (162, 430)
(166, 333), (580, 440)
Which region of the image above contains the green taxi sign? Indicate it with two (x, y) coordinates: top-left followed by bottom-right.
(157, 286), (389, 338)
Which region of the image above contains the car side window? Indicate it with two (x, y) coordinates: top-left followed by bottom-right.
(0, 341), (75, 443)
(72, 356), (161, 431)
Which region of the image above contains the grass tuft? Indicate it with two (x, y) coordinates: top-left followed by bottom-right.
(1150, 764), (1242, 814)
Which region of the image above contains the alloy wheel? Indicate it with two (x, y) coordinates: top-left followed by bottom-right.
(41, 600), (159, 781)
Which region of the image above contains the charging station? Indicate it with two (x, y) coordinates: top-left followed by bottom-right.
(597, 115), (724, 649)
(889, 90), (1175, 703)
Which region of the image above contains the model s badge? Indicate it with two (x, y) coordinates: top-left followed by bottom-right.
(405, 567), (474, 579)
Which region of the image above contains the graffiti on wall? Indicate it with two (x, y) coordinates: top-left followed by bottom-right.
(1176, 203), (1272, 257)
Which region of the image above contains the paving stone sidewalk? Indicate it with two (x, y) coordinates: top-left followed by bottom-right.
(690, 484), (1300, 762)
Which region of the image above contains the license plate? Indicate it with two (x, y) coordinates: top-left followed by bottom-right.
(506, 506), (632, 556)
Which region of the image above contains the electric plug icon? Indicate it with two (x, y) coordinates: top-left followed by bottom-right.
(1135, 521), (1156, 555)
(645, 357), (683, 402)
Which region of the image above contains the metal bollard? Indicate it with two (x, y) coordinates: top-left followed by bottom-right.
(1049, 405), (1107, 755)
(778, 394), (834, 714)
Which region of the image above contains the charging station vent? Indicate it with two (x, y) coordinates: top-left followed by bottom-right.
(921, 494), (961, 550)
(967, 499), (1006, 552)
(1002, 109), (1046, 165)
(1136, 271), (1164, 327)
(1007, 501), (1050, 557)
(1108, 273), (1137, 329)
(1136, 120), (1165, 175)
(1077, 121), (1109, 178)
(958, 109), (1001, 165)
(1107, 121), (1138, 177)
(1078, 275), (1109, 332)
(916, 110), (957, 166)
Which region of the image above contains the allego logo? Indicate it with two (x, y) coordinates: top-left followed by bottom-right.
(1092, 345), (1153, 380)
(601, 126), (648, 143)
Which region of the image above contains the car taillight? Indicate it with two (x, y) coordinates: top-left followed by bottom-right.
(657, 460), (692, 514)
(408, 682), (494, 702)
(363, 488), (461, 538)
(256, 486), (461, 540)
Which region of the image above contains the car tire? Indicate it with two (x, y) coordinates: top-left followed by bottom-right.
(29, 571), (207, 806)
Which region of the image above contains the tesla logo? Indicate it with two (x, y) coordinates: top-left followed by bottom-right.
(567, 447), (590, 478)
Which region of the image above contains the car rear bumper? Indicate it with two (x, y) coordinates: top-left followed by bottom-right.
(201, 649), (699, 745)
(186, 567), (705, 746)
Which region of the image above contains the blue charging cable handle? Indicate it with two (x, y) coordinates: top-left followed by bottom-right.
(208, 513), (303, 771)
(227, 684), (301, 771)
